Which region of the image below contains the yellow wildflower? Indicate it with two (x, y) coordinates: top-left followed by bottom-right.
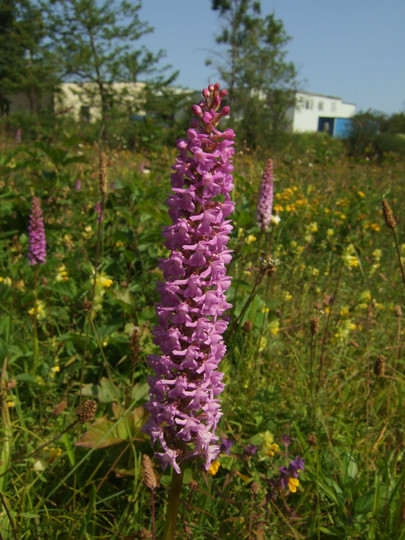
(340, 306), (349, 317)
(246, 234), (257, 244)
(343, 244), (359, 269)
(326, 229), (334, 238)
(56, 264), (69, 282)
(63, 234), (74, 250)
(334, 319), (357, 340)
(28, 300), (46, 320)
(359, 290), (371, 303)
(47, 447), (62, 462)
(372, 249), (382, 261)
(208, 460), (220, 475)
(269, 320), (280, 335)
(288, 477), (299, 493)
(2, 277), (12, 286)
(259, 336), (267, 351)
(96, 274), (113, 288)
(369, 223), (380, 232)
(82, 225), (93, 240)
(266, 443), (280, 458)
(357, 191), (365, 198)
(7, 401), (15, 408)
(51, 365), (60, 373)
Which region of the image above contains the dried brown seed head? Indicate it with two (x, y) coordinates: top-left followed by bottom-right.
(394, 305), (403, 318)
(83, 299), (92, 313)
(382, 199), (396, 229)
(310, 315), (320, 335)
(76, 399), (97, 423)
(307, 433), (317, 446)
(242, 320), (253, 332)
(374, 355), (385, 377)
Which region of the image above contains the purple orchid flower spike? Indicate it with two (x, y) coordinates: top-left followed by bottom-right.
(28, 196), (46, 266)
(256, 158), (274, 231)
(143, 84), (235, 474)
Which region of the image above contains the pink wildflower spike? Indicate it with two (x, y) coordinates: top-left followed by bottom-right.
(256, 159), (274, 231)
(28, 196), (46, 265)
(143, 85), (235, 473)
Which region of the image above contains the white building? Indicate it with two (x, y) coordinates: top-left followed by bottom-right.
(54, 82), (148, 121)
(288, 91), (356, 137)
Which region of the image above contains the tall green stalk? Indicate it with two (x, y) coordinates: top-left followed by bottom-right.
(163, 468), (185, 540)
(32, 265), (39, 371)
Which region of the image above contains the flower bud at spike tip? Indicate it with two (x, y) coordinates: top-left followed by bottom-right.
(192, 104), (203, 117)
(143, 84), (235, 474)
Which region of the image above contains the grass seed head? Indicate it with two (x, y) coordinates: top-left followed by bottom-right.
(374, 355), (385, 377)
(242, 320), (253, 332)
(99, 152), (107, 195)
(310, 315), (320, 335)
(394, 305), (402, 318)
(382, 199), (396, 229)
(142, 454), (158, 490)
(307, 433), (317, 446)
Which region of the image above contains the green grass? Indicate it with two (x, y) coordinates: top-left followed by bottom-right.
(0, 135), (404, 539)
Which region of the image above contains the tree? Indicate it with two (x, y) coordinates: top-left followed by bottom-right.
(0, 0), (58, 115)
(209, 0), (298, 147)
(42, 0), (176, 136)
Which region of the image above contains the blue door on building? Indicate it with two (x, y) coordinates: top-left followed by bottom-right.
(318, 117), (334, 135)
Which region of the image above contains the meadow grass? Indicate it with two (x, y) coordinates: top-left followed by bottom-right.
(0, 135), (404, 539)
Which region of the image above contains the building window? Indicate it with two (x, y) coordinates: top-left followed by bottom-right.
(305, 99), (313, 110)
(318, 101), (324, 111)
(331, 102), (336, 112)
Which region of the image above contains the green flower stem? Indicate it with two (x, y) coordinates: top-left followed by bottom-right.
(32, 264), (39, 371)
(392, 228), (405, 290)
(163, 467), (185, 540)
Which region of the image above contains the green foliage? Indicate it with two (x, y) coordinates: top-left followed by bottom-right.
(0, 138), (404, 538)
(0, 0), (58, 114)
(210, 0), (297, 147)
(40, 0), (177, 139)
(346, 110), (405, 159)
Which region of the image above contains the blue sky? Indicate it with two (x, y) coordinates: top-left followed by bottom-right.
(140, 0), (405, 115)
